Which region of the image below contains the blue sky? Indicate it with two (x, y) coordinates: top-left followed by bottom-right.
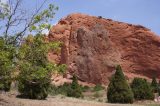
(1, 0), (160, 35)
(50, 0), (160, 35)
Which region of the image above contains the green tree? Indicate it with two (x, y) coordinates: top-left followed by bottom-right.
(131, 78), (154, 100)
(0, 37), (16, 91)
(151, 77), (159, 93)
(67, 75), (83, 98)
(17, 34), (66, 99)
(107, 65), (134, 103)
(0, 0), (59, 92)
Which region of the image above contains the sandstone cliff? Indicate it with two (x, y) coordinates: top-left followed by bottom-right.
(48, 13), (160, 84)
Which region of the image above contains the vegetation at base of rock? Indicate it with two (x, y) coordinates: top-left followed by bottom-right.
(151, 77), (159, 93)
(93, 84), (105, 92)
(131, 77), (154, 100)
(49, 83), (71, 96)
(49, 76), (83, 98)
(107, 65), (134, 103)
(81, 85), (90, 92)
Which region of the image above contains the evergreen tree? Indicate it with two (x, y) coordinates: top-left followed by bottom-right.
(131, 78), (154, 100)
(67, 75), (83, 98)
(151, 77), (158, 93)
(107, 65), (134, 103)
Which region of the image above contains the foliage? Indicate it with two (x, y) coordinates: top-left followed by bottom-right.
(151, 77), (159, 93)
(107, 65), (134, 103)
(93, 84), (105, 92)
(49, 83), (90, 96)
(81, 85), (90, 92)
(17, 34), (66, 99)
(131, 77), (154, 100)
(67, 75), (83, 98)
(0, 37), (16, 91)
(49, 83), (71, 96)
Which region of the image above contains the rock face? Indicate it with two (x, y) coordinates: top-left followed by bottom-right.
(48, 13), (160, 84)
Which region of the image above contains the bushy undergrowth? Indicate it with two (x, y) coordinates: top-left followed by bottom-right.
(131, 78), (154, 100)
(93, 84), (105, 92)
(49, 83), (71, 96)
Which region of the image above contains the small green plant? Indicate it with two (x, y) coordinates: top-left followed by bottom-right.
(80, 85), (90, 92)
(131, 77), (154, 100)
(49, 83), (71, 96)
(93, 84), (105, 92)
(107, 65), (134, 103)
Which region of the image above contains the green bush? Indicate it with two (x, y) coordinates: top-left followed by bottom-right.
(18, 78), (50, 99)
(49, 83), (71, 96)
(107, 65), (134, 103)
(0, 80), (11, 91)
(81, 85), (90, 92)
(67, 75), (83, 98)
(131, 77), (154, 100)
(93, 84), (105, 92)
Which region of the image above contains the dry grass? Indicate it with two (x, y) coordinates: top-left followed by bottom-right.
(0, 91), (159, 106)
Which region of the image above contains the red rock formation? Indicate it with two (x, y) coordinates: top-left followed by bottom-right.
(48, 13), (160, 84)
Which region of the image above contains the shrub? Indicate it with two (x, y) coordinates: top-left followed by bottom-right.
(67, 75), (83, 98)
(0, 80), (12, 91)
(151, 77), (159, 93)
(131, 77), (154, 100)
(49, 83), (71, 96)
(93, 84), (105, 92)
(81, 85), (90, 92)
(107, 65), (134, 103)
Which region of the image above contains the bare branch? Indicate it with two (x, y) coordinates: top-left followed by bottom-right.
(14, 0), (48, 41)
(4, 0), (21, 39)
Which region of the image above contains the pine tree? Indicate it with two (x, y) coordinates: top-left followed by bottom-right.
(67, 75), (83, 98)
(131, 78), (154, 100)
(107, 65), (134, 103)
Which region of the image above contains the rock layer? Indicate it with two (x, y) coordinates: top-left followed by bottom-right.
(48, 13), (160, 84)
